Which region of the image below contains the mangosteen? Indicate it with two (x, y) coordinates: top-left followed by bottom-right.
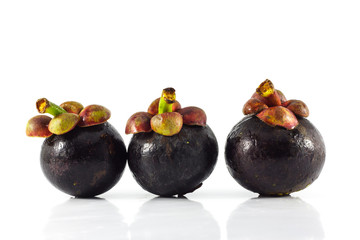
(225, 80), (325, 196)
(26, 98), (127, 197)
(126, 88), (218, 196)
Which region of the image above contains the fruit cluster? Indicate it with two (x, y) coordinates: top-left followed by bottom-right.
(26, 80), (325, 198)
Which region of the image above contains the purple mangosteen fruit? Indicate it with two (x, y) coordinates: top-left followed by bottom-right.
(126, 88), (218, 196)
(225, 80), (325, 196)
(26, 98), (127, 197)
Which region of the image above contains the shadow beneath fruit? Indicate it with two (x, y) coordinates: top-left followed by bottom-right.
(43, 197), (128, 240)
(227, 196), (324, 240)
(129, 197), (220, 240)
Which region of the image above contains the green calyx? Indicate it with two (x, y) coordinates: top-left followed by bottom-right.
(29, 98), (111, 137)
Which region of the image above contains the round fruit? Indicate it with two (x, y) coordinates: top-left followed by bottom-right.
(128, 125), (218, 196)
(41, 122), (127, 197)
(225, 80), (326, 196)
(225, 116), (325, 196)
(126, 88), (218, 196)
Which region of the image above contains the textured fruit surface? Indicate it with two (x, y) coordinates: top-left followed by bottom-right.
(41, 122), (127, 197)
(225, 115), (325, 196)
(128, 125), (218, 196)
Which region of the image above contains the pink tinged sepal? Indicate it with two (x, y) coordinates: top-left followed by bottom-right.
(177, 106), (207, 126)
(60, 101), (84, 114)
(48, 113), (80, 135)
(26, 115), (53, 137)
(256, 106), (299, 130)
(251, 90), (282, 107)
(276, 89), (287, 104)
(243, 98), (268, 115)
(150, 112), (183, 136)
(78, 105), (111, 127)
(282, 100), (309, 117)
(125, 112), (153, 134)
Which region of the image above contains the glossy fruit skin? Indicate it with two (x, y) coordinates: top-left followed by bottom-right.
(128, 125), (218, 196)
(41, 122), (127, 198)
(225, 116), (325, 196)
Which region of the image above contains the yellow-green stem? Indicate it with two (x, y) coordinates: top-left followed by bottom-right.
(158, 88), (176, 114)
(158, 97), (173, 114)
(36, 98), (67, 116)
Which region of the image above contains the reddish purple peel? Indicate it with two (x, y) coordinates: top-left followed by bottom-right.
(177, 106), (207, 126)
(26, 115), (53, 137)
(243, 98), (268, 115)
(282, 100), (309, 117)
(78, 105), (111, 127)
(256, 106), (299, 130)
(147, 98), (181, 115)
(60, 101), (84, 114)
(125, 112), (153, 134)
(48, 113), (80, 135)
(150, 112), (183, 136)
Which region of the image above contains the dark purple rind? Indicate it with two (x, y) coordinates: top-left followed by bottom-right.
(128, 125), (218, 196)
(41, 122), (127, 198)
(225, 115), (325, 196)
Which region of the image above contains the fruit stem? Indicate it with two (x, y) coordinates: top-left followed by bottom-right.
(36, 98), (67, 116)
(158, 88), (176, 114)
(256, 79), (281, 106)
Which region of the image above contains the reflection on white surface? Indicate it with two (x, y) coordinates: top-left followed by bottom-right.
(43, 198), (128, 240)
(130, 197), (220, 240)
(227, 196), (324, 240)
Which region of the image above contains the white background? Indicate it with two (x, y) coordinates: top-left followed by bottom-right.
(1, 1), (360, 239)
